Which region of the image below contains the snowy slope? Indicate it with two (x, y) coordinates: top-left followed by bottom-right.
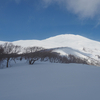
(0, 61), (100, 100)
(12, 35), (100, 53)
(12, 34), (100, 61)
(1, 34), (100, 50)
(11, 34), (100, 49)
(0, 34), (100, 65)
(52, 47), (88, 58)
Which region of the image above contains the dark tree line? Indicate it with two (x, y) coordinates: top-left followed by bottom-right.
(22, 49), (89, 65)
(0, 42), (92, 68)
(0, 43), (44, 68)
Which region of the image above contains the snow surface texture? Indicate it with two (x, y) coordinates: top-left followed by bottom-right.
(0, 34), (100, 65)
(0, 61), (100, 100)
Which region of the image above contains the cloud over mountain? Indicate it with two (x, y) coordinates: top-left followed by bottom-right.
(42, 0), (100, 19)
(6, 0), (100, 18)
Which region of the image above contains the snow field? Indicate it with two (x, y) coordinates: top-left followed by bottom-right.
(0, 61), (100, 100)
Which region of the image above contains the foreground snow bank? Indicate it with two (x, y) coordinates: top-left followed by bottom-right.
(0, 62), (100, 100)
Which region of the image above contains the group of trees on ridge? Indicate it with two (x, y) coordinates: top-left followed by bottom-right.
(0, 43), (95, 68)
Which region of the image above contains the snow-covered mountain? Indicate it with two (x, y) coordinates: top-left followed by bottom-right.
(0, 34), (100, 66)
(11, 34), (100, 49)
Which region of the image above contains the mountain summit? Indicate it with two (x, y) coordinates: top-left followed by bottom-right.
(10, 34), (100, 49)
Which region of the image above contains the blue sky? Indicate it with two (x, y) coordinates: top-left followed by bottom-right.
(0, 0), (100, 41)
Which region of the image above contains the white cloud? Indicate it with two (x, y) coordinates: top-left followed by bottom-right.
(42, 0), (100, 19)
(66, 0), (100, 19)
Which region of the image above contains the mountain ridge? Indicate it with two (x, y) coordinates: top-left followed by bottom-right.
(0, 34), (100, 66)
(2, 34), (99, 49)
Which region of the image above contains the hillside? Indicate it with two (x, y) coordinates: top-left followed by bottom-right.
(11, 34), (100, 49)
(0, 34), (100, 66)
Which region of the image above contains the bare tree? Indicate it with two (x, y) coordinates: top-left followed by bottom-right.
(0, 45), (4, 67)
(22, 47), (44, 65)
(2, 43), (21, 67)
(24, 46), (44, 53)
